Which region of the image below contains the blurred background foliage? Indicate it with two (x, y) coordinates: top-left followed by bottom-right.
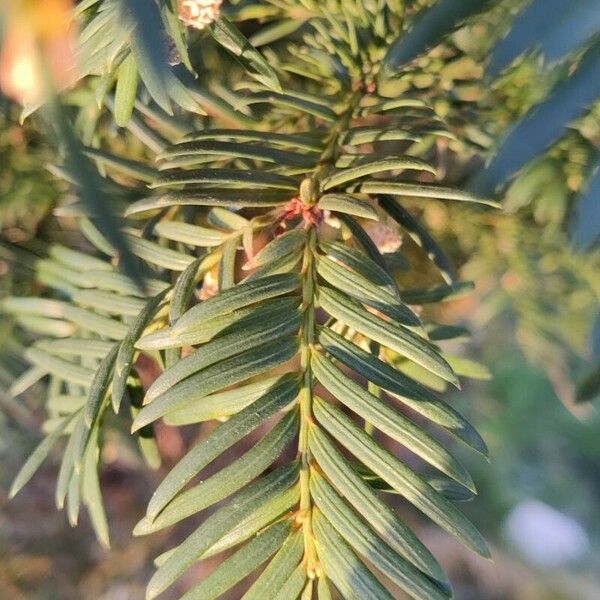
(0, 102), (59, 238)
(0, 0), (599, 598)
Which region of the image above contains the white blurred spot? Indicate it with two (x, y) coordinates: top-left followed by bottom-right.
(504, 499), (590, 568)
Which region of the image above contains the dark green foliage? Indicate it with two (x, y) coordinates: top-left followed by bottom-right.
(4, 0), (598, 598)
